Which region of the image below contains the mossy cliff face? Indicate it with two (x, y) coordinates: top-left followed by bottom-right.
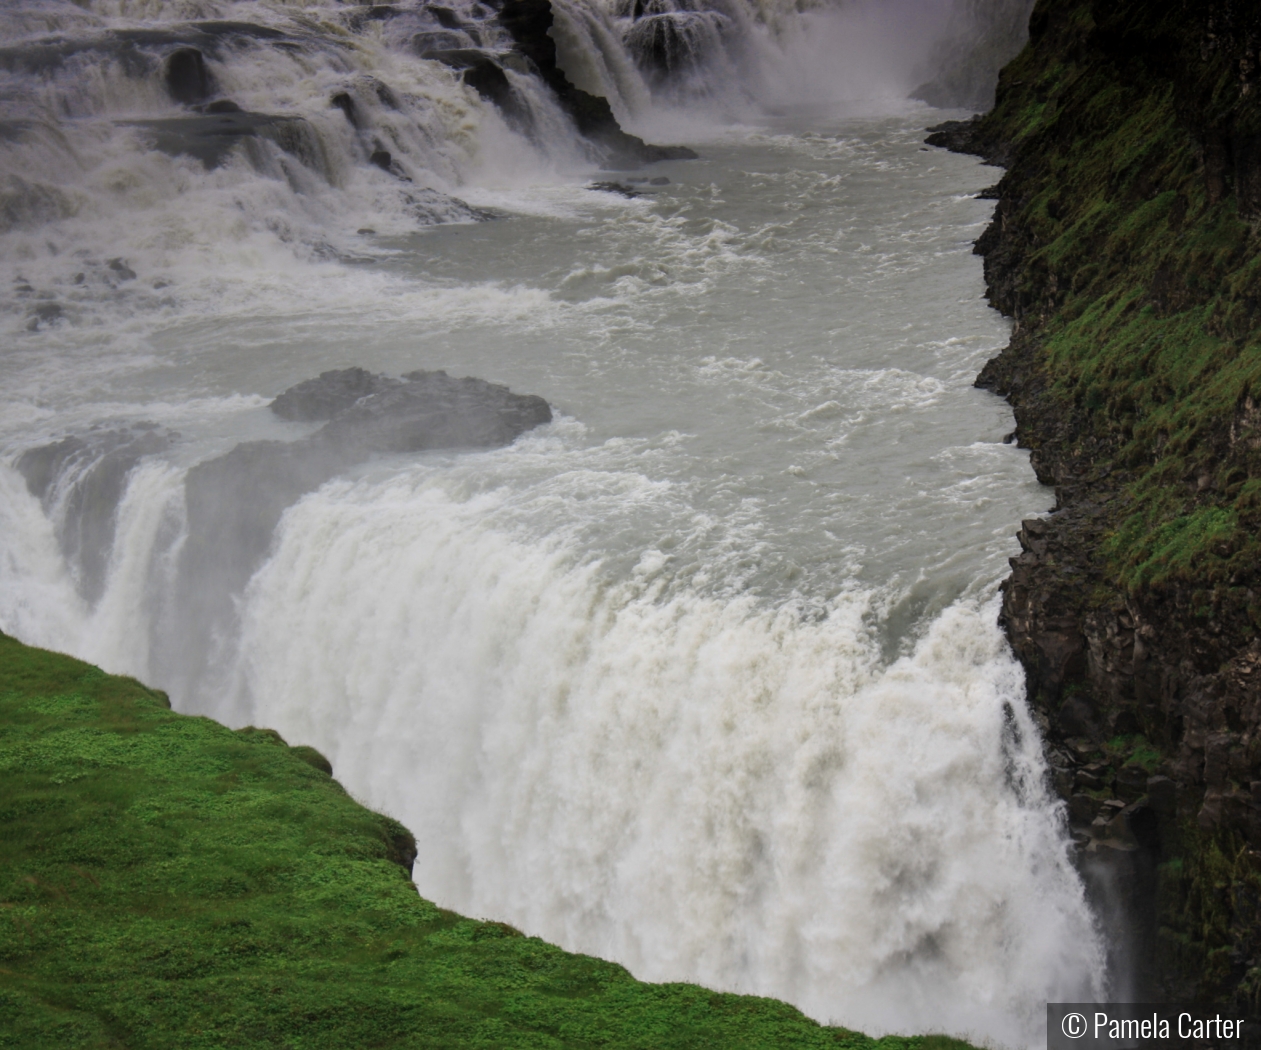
(0, 631), (979, 1049)
(929, 0), (1261, 1006)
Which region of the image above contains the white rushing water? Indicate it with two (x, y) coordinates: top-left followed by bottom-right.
(0, 0), (1102, 1045)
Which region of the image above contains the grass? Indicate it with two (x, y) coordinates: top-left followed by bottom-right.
(0, 631), (982, 1050)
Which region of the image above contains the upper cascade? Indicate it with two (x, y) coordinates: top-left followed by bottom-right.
(0, 0), (1028, 340)
(0, 0), (699, 271)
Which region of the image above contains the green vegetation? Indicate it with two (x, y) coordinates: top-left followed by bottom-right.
(1156, 825), (1261, 1007)
(975, 0), (1261, 604)
(0, 632), (979, 1049)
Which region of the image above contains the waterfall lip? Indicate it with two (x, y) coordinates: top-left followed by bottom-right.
(420, 46), (506, 69)
(0, 21), (299, 70)
(120, 111), (306, 169)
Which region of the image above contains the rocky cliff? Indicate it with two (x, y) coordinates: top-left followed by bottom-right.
(929, 0), (1261, 1006)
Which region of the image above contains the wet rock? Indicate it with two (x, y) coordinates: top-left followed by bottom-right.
(177, 369), (551, 671)
(588, 180), (640, 198)
(370, 149), (394, 171)
(461, 58), (521, 120)
(202, 99), (242, 114)
(420, 47), (487, 69)
(16, 425), (175, 604)
(1075, 767), (1106, 791)
(1146, 775), (1177, 816)
(1069, 793), (1098, 825)
(924, 118), (986, 155)
(107, 258), (137, 281)
(331, 92), (359, 127)
(400, 187), (496, 224)
(317, 369), (552, 454)
(125, 111), (306, 170)
(1115, 765), (1149, 803)
(497, 0), (696, 167)
(165, 47), (213, 105)
(270, 367), (400, 421)
(428, 6), (463, 30)
(626, 13), (710, 81)
(26, 302), (63, 329)
(930, 0), (1261, 1000)
(1057, 694), (1095, 738)
(412, 30), (470, 54)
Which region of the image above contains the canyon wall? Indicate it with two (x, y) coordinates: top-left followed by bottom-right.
(931, 0), (1261, 1005)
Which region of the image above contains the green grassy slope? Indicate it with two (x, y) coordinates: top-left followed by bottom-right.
(0, 632), (977, 1049)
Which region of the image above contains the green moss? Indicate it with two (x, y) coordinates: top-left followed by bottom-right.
(0, 632), (978, 1049)
(1157, 825), (1261, 1000)
(975, 0), (1261, 598)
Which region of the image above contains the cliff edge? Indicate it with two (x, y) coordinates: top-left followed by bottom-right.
(930, 0), (1261, 1005)
(0, 630), (976, 1048)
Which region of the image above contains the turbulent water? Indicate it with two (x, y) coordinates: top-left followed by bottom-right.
(0, 0), (1104, 1045)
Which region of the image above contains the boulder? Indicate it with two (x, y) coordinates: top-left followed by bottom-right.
(269, 366), (400, 421)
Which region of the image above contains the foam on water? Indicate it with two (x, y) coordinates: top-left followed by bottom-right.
(0, 2), (1103, 1045)
(222, 460), (1102, 1045)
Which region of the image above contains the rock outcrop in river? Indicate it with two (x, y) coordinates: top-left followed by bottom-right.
(178, 368), (552, 652)
(930, 0), (1261, 1005)
(16, 368), (552, 698)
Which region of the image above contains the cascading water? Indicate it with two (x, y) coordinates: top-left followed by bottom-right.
(0, 0), (1102, 1045)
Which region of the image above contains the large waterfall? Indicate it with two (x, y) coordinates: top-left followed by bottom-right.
(0, 1), (1099, 1046)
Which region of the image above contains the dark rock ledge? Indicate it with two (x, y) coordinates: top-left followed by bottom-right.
(177, 368), (551, 643)
(497, 0), (696, 168)
(929, 0), (1261, 1006)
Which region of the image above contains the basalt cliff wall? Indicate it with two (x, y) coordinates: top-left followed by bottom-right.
(930, 0), (1261, 1007)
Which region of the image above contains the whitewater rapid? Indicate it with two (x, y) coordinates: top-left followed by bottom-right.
(0, 0), (1099, 1045)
